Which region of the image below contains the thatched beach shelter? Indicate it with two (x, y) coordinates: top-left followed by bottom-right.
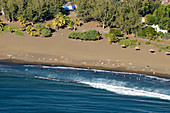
(121, 45), (126, 48)
(149, 49), (155, 53)
(135, 46), (140, 51)
(166, 52), (170, 55)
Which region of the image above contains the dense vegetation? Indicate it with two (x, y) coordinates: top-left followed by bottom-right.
(105, 29), (123, 44)
(153, 43), (170, 52)
(138, 27), (157, 39)
(145, 5), (170, 32)
(160, 34), (170, 40)
(0, 24), (25, 36)
(105, 28), (140, 47)
(0, 0), (64, 23)
(0, 0), (169, 45)
(68, 30), (101, 40)
(75, 0), (161, 34)
(0, 0), (169, 35)
(146, 41), (170, 52)
(118, 39), (140, 48)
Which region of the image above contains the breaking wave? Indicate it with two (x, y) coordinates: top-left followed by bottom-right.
(22, 64), (170, 100)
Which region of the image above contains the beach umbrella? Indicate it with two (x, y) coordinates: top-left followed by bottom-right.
(149, 49), (155, 53)
(121, 45), (126, 48)
(135, 46), (140, 51)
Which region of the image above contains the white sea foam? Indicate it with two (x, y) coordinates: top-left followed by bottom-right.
(34, 76), (50, 80)
(143, 74), (170, 82)
(42, 66), (89, 71)
(24, 65), (41, 67)
(32, 74), (170, 101)
(80, 81), (170, 101)
(42, 66), (140, 75)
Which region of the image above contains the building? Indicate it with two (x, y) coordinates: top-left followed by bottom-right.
(161, 0), (170, 4)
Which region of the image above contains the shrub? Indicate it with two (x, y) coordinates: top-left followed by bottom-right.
(15, 31), (24, 36)
(41, 28), (51, 37)
(68, 30), (101, 40)
(68, 31), (81, 39)
(145, 41), (151, 45)
(161, 33), (170, 40)
(3, 26), (9, 32)
(152, 43), (170, 52)
(7, 26), (19, 32)
(109, 29), (123, 37)
(108, 41), (111, 45)
(118, 39), (140, 48)
(81, 30), (100, 40)
(155, 38), (162, 42)
(35, 23), (46, 31)
(139, 27), (157, 39)
(105, 33), (118, 42)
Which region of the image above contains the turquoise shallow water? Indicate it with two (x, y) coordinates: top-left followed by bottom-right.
(0, 63), (170, 113)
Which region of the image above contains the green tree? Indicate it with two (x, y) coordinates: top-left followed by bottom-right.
(105, 33), (118, 44)
(0, 0), (64, 23)
(154, 5), (170, 31)
(74, 18), (81, 26)
(52, 15), (60, 29)
(145, 14), (156, 25)
(139, 27), (157, 40)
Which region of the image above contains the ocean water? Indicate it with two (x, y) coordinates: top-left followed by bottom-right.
(0, 63), (170, 113)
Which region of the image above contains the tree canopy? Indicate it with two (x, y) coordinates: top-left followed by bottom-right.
(75, 0), (161, 34)
(0, 0), (64, 23)
(153, 5), (170, 31)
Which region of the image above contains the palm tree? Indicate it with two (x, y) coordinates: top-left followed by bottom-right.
(58, 15), (68, 28)
(45, 23), (52, 29)
(52, 12), (71, 29)
(18, 15), (27, 27)
(73, 24), (77, 31)
(74, 18), (81, 26)
(96, 35), (101, 40)
(36, 28), (41, 36)
(67, 22), (74, 30)
(7, 26), (15, 33)
(52, 17), (59, 29)
(30, 31), (36, 36)
(63, 15), (71, 25)
(0, 26), (3, 31)
(26, 25), (34, 34)
(19, 26), (24, 31)
(56, 12), (63, 19)
(0, 19), (4, 31)
(52, 12), (63, 29)
(0, 19), (4, 27)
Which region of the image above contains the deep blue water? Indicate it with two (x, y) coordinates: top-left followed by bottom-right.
(0, 63), (170, 113)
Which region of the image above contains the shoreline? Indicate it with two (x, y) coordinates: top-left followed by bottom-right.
(0, 20), (170, 79)
(1, 58), (170, 79)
